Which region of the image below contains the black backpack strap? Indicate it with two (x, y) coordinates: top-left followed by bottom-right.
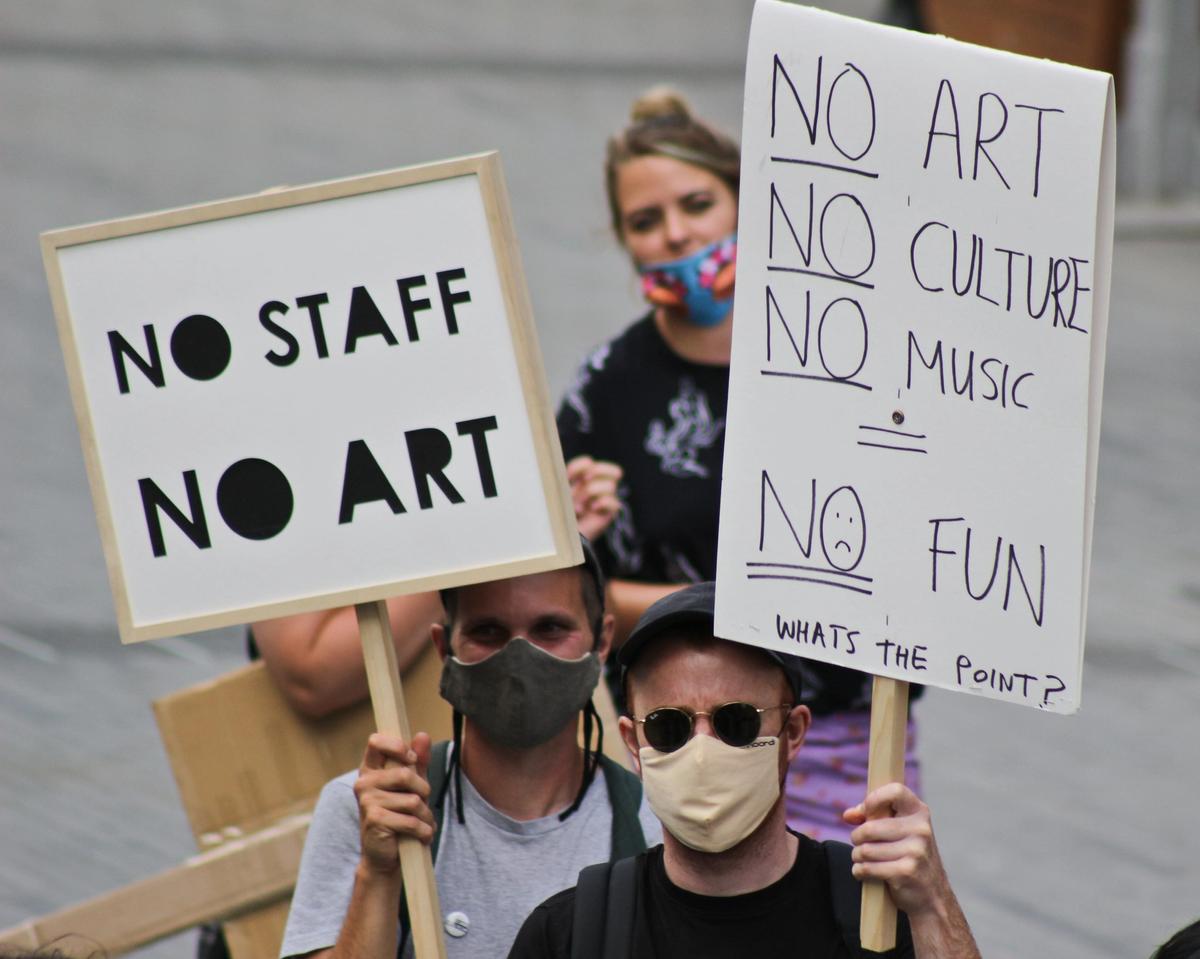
(571, 862), (611, 959)
(571, 856), (641, 959)
(822, 839), (865, 957)
(602, 857), (640, 959)
(397, 740), (452, 958)
(597, 754), (646, 859)
(425, 740), (452, 861)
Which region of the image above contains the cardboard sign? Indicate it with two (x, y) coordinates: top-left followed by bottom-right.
(715, 2), (1115, 714)
(43, 154), (580, 643)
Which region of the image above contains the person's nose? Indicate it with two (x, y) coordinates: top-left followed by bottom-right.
(662, 207), (691, 256)
(691, 713), (717, 739)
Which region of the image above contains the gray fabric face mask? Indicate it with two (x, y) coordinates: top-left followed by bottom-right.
(439, 637), (602, 749)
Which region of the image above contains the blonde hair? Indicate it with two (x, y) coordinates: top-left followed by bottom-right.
(605, 87), (740, 241)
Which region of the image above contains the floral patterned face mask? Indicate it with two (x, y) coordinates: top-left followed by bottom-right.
(638, 234), (737, 328)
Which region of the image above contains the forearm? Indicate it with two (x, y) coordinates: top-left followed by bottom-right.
(331, 862), (404, 959)
(609, 580), (682, 647)
(255, 594), (440, 717)
(260, 609), (367, 716)
(908, 891), (982, 959)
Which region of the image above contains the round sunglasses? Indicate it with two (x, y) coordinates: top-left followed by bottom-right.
(633, 702), (793, 753)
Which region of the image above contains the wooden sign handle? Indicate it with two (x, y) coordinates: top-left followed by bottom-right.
(355, 601), (447, 959)
(859, 676), (910, 954)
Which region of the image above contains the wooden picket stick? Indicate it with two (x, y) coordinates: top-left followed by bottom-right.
(0, 815), (309, 956)
(859, 676), (910, 953)
(356, 600), (448, 959)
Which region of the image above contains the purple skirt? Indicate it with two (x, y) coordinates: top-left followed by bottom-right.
(784, 709), (921, 842)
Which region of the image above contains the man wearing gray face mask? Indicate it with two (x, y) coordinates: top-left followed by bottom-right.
(509, 582), (981, 959)
(280, 538), (663, 959)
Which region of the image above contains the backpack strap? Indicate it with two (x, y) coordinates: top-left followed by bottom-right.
(571, 862), (611, 959)
(571, 856), (641, 959)
(602, 857), (640, 959)
(597, 753), (646, 860)
(426, 740), (452, 861)
(822, 839), (865, 957)
(397, 741), (452, 958)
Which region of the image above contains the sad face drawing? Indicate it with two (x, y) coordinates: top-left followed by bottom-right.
(819, 485), (866, 571)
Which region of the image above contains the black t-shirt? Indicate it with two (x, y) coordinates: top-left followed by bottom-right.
(557, 314), (727, 585)
(507, 833), (915, 959)
(556, 316), (915, 715)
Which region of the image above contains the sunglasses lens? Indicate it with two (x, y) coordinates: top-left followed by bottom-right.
(713, 702), (762, 747)
(643, 707), (692, 753)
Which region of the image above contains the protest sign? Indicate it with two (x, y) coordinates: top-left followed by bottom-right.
(715, 2), (1115, 716)
(42, 153), (580, 644)
(43, 152), (580, 958)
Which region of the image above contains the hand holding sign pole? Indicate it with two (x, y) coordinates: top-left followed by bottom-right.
(43, 153), (582, 959)
(356, 600), (446, 959)
(859, 676), (909, 951)
(716, 2), (1114, 951)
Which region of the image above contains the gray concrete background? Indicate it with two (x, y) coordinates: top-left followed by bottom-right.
(1, 3), (1197, 958)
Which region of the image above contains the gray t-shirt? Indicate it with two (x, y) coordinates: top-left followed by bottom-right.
(281, 754), (662, 959)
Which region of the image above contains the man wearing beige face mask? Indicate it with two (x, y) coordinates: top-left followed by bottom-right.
(508, 582), (981, 959)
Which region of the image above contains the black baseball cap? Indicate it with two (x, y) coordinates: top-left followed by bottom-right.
(619, 581), (804, 702)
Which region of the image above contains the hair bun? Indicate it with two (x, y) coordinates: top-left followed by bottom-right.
(630, 86), (693, 125)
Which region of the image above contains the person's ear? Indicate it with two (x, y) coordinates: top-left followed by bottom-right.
(783, 704), (811, 764)
(595, 612), (615, 664)
(618, 715), (643, 776)
(431, 623), (450, 662)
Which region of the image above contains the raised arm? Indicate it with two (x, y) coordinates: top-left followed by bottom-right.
(253, 593), (443, 717)
(844, 782), (982, 959)
(607, 580), (682, 648)
(332, 732), (437, 959)
(564, 454), (682, 649)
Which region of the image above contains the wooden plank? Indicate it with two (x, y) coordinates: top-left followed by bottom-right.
(42, 156), (491, 249)
(0, 816), (308, 958)
(859, 676), (910, 953)
(223, 901), (290, 959)
(154, 649), (451, 845)
(154, 641), (452, 959)
(356, 600), (447, 959)
(153, 660), (378, 844)
(475, 151), (580, 566)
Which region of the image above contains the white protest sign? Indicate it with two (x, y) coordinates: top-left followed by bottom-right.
(715, 2), (1115, 714)
(43, 154), (580, 644)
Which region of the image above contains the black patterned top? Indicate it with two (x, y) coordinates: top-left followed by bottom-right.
(556, 314), (913, 715)
(557, 314), (727, 586)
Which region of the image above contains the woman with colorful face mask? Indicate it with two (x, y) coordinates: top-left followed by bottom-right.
(559, 88), (740, 642)
(556, 88), (921, 842)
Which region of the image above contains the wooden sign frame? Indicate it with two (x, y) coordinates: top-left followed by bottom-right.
(41, 153), (581, 643)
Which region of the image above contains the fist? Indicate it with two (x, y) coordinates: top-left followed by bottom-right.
(354, 731), (437, 875)
(843, 782), (951, 919)
(565, 455), (623, 541)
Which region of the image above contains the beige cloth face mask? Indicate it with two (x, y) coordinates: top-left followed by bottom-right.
(640, 734), (781, 853)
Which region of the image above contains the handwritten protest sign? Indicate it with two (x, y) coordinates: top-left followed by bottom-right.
(715, 2), (1115, 715)
(42, 154), (580, 644)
